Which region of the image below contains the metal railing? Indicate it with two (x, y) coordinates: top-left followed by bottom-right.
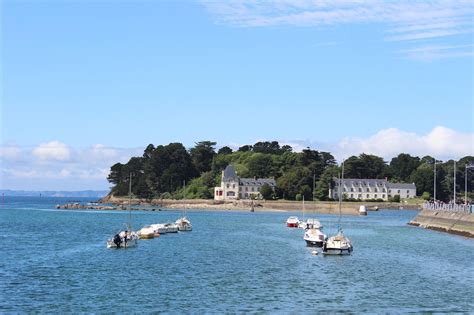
(423, 202), (472, 213)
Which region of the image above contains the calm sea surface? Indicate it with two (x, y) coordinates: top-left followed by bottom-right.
(1, 197), (473, 313)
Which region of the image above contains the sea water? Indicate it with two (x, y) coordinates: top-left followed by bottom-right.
(1, 197), (473, 313)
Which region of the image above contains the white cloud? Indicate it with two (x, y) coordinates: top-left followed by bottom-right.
(32, 141), (70, 162)
(0, 144), (22, 161)
(401, 44), (474, 61)
(334, 126), (474, 161)
(202, 0), (474, 60)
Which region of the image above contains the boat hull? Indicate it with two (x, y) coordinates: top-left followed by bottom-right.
(305, 240), (324, 247)
(322, 247), (352, 255)
(106, 239), (138, 249)
(287, 223), (298, 228)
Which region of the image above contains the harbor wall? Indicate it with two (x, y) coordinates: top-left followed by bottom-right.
(408, 209), (474, 238)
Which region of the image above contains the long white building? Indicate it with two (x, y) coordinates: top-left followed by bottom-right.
(329, 178), (416, 201)
(214, 165), (276, 200)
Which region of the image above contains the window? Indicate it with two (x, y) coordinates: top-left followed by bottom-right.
(350, 194), (354, 198)
(232, 184), (235, 188)
(226, 184), (229, 188)
(366, 194), (370, 198)
(343, 188), (347, 192)
(351, 188), (354, 192)
(358, 188), (362, 192)
(389, 189), (392, 193)
(358, 194), (362, 198)
(374, 194), (377, 198)
(245, 187), (248, 191)
(383, 188), (386, 192)
(227, 191), (235, 197)
(252, 187), (255, 192)
(366, 188), (370, 192)
(406, 190), (409, 194)
(375, 188), (378, 192)
(398, 190), (400, 194)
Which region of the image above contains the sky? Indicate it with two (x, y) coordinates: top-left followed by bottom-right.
(1, 0), (473, 190)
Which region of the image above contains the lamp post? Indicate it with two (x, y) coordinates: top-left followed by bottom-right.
(433, 159), (436, 201)
(465, 163), (474, 205)
(454, 161), (456, 203)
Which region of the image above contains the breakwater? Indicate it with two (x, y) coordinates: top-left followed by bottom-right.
(408, 209), (474, 238)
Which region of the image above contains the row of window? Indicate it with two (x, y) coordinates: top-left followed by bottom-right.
(341, 188), (410, 194)
(226, 183), (259, 192)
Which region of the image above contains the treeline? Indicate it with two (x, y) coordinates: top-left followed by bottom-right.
(107, 141), (474, 202)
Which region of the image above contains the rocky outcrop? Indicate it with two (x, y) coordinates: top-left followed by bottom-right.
(408, 210), (474, 238)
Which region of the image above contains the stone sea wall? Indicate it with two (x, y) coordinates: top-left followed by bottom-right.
(408, 209), (474, 238)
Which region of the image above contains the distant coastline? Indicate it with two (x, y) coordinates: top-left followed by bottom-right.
(0, 189), (109, 198)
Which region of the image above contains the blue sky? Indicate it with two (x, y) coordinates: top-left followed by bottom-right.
(1, 0), (473, 190)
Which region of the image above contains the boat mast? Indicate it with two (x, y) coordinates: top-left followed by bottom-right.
(128, 172), (132, 231)
(338, 160), (344, 229)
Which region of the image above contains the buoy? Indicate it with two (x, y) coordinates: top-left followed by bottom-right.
(312, 250), (318, 255)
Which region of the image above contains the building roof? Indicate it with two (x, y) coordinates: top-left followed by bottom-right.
(239, 178), (276, 187)
(387, 182), (416, 189)
(333, 178), (415, 189)
(223, 165), (238, 181)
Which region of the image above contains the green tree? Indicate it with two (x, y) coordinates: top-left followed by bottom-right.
(389, 153), (420, 181)
(218, 146), (233, 155)
(259, 183), (273, 200)
(247, 153), (276, 178)
(314, 165), (340, 200)
(344, 154), (387, 179)
(190, 141), (217, 173)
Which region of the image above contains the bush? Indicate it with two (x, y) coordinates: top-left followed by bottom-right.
(389, 195), (401, 202)
(422, 191), (431, 201)
(295, 193), (302, 201)
(259, 183), (273, 200)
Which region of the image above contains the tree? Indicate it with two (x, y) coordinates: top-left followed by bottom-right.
(218, 146), (233, 155)
(259, 183), (273, 200)
(314, 165), (340, 200)
(421, 191), (431, 200)
(247, 153), (276, 178)
(344, 154), (387, 179)
(389, 153), (420, 181)
(190, 141), (216, 173)
(238, 145), (253, 152)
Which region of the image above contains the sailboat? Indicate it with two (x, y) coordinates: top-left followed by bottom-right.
(302, 196), (326, 247)
(175, 180), (192, 231)
(107, 173), (139, 249)
(322, 161), (353, 255)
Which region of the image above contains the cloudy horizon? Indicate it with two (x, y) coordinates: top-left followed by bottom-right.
(1, 125), (472, 190)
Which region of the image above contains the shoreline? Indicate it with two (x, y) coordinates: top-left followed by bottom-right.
(408, 209), (474, 238)
(97, 195), (421, 215)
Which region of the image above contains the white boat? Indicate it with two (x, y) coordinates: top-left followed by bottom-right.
(164, 223), (179, 233)
(176, 216), (192, 231)
(359, 205), (367, 216)
(137, 226), (155, 239)
(286, 216), (299, 228)
(149, 223), (179, 234)
(322, 230), (353, 255)
(304, 227), (326, 247)
(107, 229), (139, 248)
(323, 161), (354, 255)
(107, 173), (138, 249)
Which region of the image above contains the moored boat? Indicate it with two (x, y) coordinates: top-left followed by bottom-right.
(322, 230), (353, 255)
(359, 205), (367, 216)
(286, 216), (299, 228)
(137, 226), (155, 239)
(175, 217), (192, 231)
(304, 228), (326, 247)
(107, 230), (139, 249)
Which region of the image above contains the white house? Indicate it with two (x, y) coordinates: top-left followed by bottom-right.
(214, 165), (276, 200)
(329, 178), (416, 201)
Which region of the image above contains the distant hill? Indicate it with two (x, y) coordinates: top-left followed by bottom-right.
(0, 190), (109, 198)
